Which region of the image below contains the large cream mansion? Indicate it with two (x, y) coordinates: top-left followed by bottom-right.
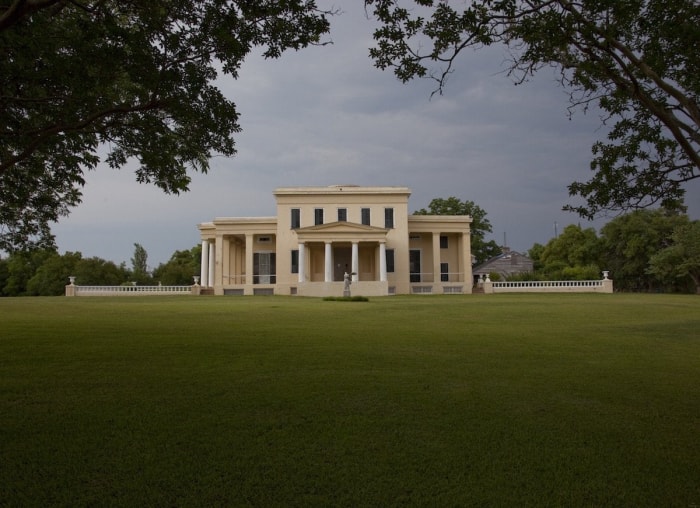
(198, 186), (473, 297)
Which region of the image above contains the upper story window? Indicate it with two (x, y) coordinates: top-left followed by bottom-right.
(314, 208), (324, 225)
(337, 208), (347, 222)
(291, 208), (300, 229)
(440, 235), (448, 249)
(361, 208), (370, 226)
(384, 207), (394, 229)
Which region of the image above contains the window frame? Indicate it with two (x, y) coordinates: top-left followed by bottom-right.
(361, 208), (370, 226)
(314, 208), (324, 226)
(440, 262), (449, 282)
(384, 207), (394, 229)
(385, 248), (395, 273)
(253, 252), (276, 284)
(291, 249), (299, 274)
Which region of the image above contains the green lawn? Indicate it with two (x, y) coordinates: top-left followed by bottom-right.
(1, 294), (698, 507)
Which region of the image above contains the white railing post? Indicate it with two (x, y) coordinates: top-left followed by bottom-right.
(65, 276), (76, 297)
(483, 275), (494, 294)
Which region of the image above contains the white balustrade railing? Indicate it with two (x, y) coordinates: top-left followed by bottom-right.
(493, 280), (604, 289)
(73, 285), (192, 296)
(481, 277), (613, 294)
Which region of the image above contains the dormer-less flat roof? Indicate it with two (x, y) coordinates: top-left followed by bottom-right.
(274, 185), (411, 196)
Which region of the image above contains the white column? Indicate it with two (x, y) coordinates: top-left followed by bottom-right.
(214, 235), (224, 287)
(379, 242), (387, 282)
(245, 234), (254, 285)
(208, 241), (215, 288)
(200, 240), (209, 287)
(324, 242), (333, 282)
(351, 241), (359, 282)
(298, 242), (305, 283)
(222, 237), (230, 286)
(462, 231), (472, 285)
(432, 232), (441, 283)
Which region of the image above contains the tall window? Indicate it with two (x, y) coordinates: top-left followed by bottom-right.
(253, 252), (276, 284)
(314, 208), (324, 225)
(384, 207), (394, 228)
(440, 262), (449, 282)
(337, 208), (347, 222)
(361, 208), (370, 226)
(291, 208), (300, 229)
(440, 235), (448, 248)
(291, 250), (299, 274)
(410, 249), (421, 282)
(385, 249), (395, 273)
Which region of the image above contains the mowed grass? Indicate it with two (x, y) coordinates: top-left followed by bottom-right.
(1, 294), (698, 507)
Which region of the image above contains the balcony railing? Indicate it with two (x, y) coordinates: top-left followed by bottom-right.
(410, 272), (464, 283)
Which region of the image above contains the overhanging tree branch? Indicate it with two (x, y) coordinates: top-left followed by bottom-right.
(0, 0), (333, 251)
(0, 98), (169, 175)
(367, 0), (700, 216)
(0, 0), (63, 30)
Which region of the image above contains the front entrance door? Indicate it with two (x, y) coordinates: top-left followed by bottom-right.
(333, 247), (351, 282)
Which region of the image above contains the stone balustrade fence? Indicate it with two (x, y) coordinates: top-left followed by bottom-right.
(479, 272), (613, 294)
(66, 282), (197, 297)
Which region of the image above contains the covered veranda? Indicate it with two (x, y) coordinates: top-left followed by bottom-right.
(294, 222), (390, 297)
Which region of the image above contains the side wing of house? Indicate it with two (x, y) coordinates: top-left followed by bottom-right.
(406, 215), (473, 294)
(198, 217), (278, 295)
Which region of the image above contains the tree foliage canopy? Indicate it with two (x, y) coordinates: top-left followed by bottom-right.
(520, 209), (696, 290)
(533, 224), (602, 280)
(413, 196), (501, 264)
(599, 208), (688, 291)
(130, 243), (149, 283)
(648, 220), (700, 293)
(152, 245), (201, 285)
(0, 0), (331, 252)
(366, 0), (700, 218)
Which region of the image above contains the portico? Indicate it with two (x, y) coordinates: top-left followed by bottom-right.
(294, 221), (389, 283)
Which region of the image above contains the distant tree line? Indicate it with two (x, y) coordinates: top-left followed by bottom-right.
(0, 243), (201, 296)
(517, 209), (700, 294)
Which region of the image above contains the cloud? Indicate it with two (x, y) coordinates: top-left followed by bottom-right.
(52, 2), (699, 266)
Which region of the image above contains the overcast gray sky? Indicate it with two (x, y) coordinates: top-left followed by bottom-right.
(52, 2), (699, 269)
